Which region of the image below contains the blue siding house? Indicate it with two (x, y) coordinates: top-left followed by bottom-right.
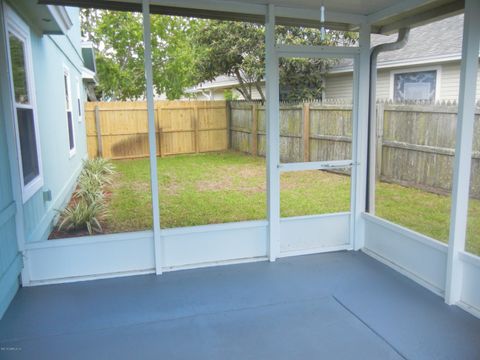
(0, 1), (93, 317)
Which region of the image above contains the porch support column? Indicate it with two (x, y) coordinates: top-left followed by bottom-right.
(142, 0), (162, 274)
(445, 0), (480, 304)
(265, 4), (280, 261)
(352, 22), (371, 250)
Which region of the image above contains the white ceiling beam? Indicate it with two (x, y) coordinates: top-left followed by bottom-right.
(146, 0), (367, 27)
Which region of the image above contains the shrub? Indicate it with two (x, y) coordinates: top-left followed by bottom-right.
(75, 171), (105, 204)
(82, 158), (116, 184)
(57, 201), (107, 234)
(56, 158), (115, 235)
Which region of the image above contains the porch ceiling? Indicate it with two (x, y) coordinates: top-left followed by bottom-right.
(40, 0), (464, 33)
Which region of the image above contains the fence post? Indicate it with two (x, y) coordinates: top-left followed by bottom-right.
(194, 103), (200, 153)
(376, 102), (384, 177)
(156, 106), (164, 157)
(252, 103), (258, 156)
(226, 101), (232, 150)
(94, 105), (103, 158)
(303, 102), (311, 162)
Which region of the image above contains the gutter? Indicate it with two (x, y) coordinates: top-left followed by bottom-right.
(366, 27), (410, 213)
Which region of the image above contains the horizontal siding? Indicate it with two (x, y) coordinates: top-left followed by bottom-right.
(376, 71), (391, 100)
(441, 62), (461, 100)
(325, 74), (353, 100)
(326, 60), (480, 102)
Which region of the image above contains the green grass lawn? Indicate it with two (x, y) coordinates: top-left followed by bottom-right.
(106, 151), (480, 256)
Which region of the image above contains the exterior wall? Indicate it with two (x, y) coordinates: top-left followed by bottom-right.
(0, 88), (20, 319)
(3, 4), (88, 244)
(195, 60), (480, 102)
(0, 0), (21, 319)
(324, 73), (354, 100)
(23, 7), (87, 243)
(325, 61), (480, 102)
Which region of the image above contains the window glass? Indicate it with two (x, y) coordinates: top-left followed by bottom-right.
(64, 74), (71, 110)
(67, 112), (75, 150)
(7, 26), (42, 191)
(17, 108), (39, 184)
(64, 71), (75, 151)
(393, 70), (437, 102)
(8, 32), (29, 104)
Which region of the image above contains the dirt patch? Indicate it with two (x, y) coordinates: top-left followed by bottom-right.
(196, 178), (234, 192)
(234, 166), (265, 179)
(195, 164), (266, 193)
(126, 181), (152, 193)
(162, 181), (183, 195)
(196, 178), (266, 193)
(281, 170), (348, 190)
(49, 228), (94, 239)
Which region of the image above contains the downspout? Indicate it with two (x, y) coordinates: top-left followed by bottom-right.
(366, 28), (410, 213)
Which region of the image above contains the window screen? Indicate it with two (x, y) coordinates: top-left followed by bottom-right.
(393, 70), (437, 102)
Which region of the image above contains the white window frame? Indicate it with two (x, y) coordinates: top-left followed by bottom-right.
(63, 65), (76, 157)
(389, 65), (442, 102)
(76, 77), (83, 122)
(4, 4), (44, 203)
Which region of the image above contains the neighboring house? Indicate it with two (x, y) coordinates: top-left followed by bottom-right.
(183, 75), (258, 101)
(188, 75), (262, 101)
(0, 1), (95, 316)
(190, 14), (480, 103)
(325, 14), (480, 102)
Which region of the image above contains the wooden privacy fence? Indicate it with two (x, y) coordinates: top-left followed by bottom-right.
(230, 101), (352, 163)
(85, 101), (228, 159)
(230, 101), (480, 198)
(85, 100), (480, 198)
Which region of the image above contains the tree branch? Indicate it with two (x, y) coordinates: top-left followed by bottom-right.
(234, 68), (252, 101)
(255, 81), (265, 102)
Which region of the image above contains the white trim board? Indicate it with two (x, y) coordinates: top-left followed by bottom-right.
(23, 214), (355, 285)
(458, 251), (480, 317)
(362, 213), (448, 294)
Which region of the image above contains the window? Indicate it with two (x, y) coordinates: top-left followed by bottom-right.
(5, 5), (43, 202)
(76, 78), (83, 122)
(63, 67), (75, 156)
(393, 70), (438, 102)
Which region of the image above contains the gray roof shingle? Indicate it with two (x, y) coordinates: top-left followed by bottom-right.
(334, 14), (466, 71)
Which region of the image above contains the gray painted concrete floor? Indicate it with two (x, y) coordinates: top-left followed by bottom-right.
(0, 251), (479, 359)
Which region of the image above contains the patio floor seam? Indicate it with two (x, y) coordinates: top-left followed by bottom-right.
(332, 295), (408, 360)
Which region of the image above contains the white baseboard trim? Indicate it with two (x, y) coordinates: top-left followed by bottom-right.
(362, 247), (445, 297)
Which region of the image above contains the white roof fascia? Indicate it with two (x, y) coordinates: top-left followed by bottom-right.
(81, 67), (97, 83)
(46, 5), (73, 33)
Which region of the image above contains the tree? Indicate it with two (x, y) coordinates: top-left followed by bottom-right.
(192, 21), (357, 102)
(191, 20), (265, 101)
(81, 10), (199, 100)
